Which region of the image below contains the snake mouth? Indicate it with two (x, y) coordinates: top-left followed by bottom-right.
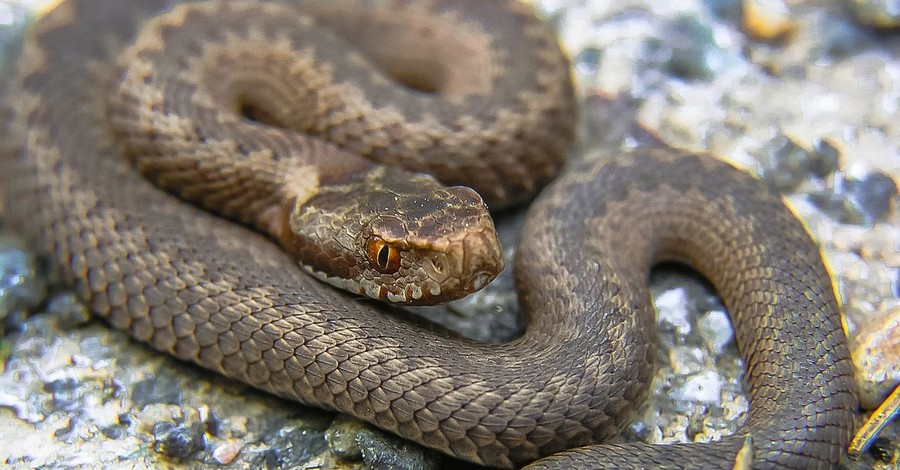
(467, 271), (494, 294)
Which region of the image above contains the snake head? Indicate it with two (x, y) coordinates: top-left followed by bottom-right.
(283, 167), (503, 305)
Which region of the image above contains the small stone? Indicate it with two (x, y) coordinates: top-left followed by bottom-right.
(843, 0), (900, 28)
(642, 16), (732, 80)
(753, 133), (817, 192)
(54, 417), (79, 440)
(212, 440), (243, 465)
(46, 293), (91, 329)
(655, 287), (692, 337)
(698, 309), (734, 354)
(851, 306), (900, 409)
(669, 346), (706, 375)
(850, 172), (898, 225)
(2, 309), (29, 336)
(263, 448), (283, 469)
(152, 422), (206, 460)
(107, 378), (126, 400)
(811, 16), (876, 60)
(43, 377), (82, 412)
(206, 409), (228, 439)
(809, 171), (898, 226)
(574, 47), (602, 76)
(741, 0), (797, 41)
(357, 427), (440, 470)
(809, 138), (842, 178)
(0, 233), (47, 321)
(255, 422), (328, 468)
(672, 371), (724, 403)
(131, 373), (184, 408)
(869, 436), (897, 462)
(100, 425), (126, 440)
(325, 415), (364, 460)
(704, 0), (743, 21)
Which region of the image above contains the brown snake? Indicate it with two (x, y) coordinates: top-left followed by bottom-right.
(1, 0), (859, 468)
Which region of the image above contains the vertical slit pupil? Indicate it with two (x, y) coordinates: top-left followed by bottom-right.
(378, 245), (390, 268)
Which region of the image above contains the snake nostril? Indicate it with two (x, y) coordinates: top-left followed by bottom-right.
(430, 257), (445, 274)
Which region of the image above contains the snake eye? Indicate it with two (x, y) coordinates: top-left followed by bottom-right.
(366, 237), (401, 274)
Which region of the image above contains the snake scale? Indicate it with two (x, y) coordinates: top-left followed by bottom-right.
(1, 0), (859, 468)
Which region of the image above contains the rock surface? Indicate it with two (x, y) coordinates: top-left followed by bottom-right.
(1, 0), (898, 468)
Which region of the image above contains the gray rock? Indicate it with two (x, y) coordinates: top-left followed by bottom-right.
(754, 133), (818, 192)
(0, 233), (47, 327)
(46, 292), (91, 329)
(152, 421), (207, 460)
(810, 171), (898, 226)
(3, 0), (900, 468)
(131, 373), (186, 408)
(574, 47), (603, 77)
(326, 415), (365, 460)
(254, 422), (329, 469)
(357, 427), (440, 470)
(844, 0), (900, 28)
(642, 15), (734, 80)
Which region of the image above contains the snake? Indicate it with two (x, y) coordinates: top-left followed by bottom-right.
(0, 0), (859, 468)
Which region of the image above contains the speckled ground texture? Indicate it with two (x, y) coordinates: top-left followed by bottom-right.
(0, 0), (898, 468)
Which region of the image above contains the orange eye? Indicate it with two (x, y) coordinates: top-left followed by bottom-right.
(366, 237), (401, 274)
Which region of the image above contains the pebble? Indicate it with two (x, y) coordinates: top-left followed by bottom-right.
(809, 171), (898, 226)
(256, 422), (329, 467)
(357, 427), (440, 470)
(669, 346), (706, 375)
(811, 15), (877, 61)
(852, 306), (900, 409)
(325, 415), (364, 460)
(643, 15), (729, 80)
(325, 415), (439, 469)
(45, 292), (91, 329)
(704, 0), (743, 21)
(131, 372), (185, 408)
(672, 370), (724, 403)
(844, 0), (900, 28)
(42, 376), (82, 413)
(809, 138), (842, 179)
(573, 47), (603, 76)
(655, 287), (693, 337)
(212, 440), (243, 465)
(697, 309), (734, 354)
(753, 133), (820, 192)
(100, 424), (127, 440)
(869, 436), (897, 463)
(741, 0), (797, 41)
(0, 233), (47, 327)
(205, 409), (228, 439)
(152, 422), (206, 460)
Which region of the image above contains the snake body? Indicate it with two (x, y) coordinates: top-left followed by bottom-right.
(2, 0), (858, 468)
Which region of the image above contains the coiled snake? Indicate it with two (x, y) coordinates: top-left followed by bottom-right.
(2, 0), (858, 468)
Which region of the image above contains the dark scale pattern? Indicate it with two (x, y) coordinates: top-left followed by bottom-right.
(1, 0), (856, 469)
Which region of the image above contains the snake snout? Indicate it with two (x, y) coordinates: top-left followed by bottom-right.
(458, 228), (503, 295)
(467, 270), (493, 293)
